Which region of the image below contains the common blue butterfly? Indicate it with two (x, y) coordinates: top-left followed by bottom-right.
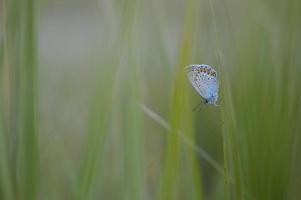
(186, 64), (219, 108)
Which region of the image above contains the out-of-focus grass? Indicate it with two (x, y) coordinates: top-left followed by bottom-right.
(1, 0), (301, 199)
(1, 0), (39, 199)
(208, 0), (243, 199)
(76, 66), (118, 199)
(19, 0), (39, 198)
(158, 0), (203, 200)
(77, 0), (147, 199)
(0, 109), (13, 200)
(231, 0), (301, 198)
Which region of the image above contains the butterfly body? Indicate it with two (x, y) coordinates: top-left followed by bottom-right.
(186, 64), (219, 106)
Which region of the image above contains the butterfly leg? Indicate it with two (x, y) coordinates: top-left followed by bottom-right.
(214, 102), (220, 106)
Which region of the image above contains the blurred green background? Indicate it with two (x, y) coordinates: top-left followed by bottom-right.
(1, 0), (301, 199)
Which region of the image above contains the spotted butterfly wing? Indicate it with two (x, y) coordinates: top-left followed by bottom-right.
(186, 64), (219, 104)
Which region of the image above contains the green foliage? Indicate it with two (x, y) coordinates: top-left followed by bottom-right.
(0, 0), (301, 199)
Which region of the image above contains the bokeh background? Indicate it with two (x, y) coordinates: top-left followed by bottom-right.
(1, 0), (301, 199)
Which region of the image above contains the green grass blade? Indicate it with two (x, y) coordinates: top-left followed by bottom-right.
(76, 77), (114, 199)
(17, 0), (39, 199)
(0, 113), (14, 200)
(158, 0), (203, 199)
(121, 3), (147, 200)
(209, 0), (244, 198)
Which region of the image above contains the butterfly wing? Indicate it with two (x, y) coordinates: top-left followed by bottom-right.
(186, 64), (219, 100)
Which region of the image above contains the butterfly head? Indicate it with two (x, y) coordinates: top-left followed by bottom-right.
(204, 93), (218, 105)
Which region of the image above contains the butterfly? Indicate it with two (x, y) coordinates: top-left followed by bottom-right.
(186, 64), (219, 110)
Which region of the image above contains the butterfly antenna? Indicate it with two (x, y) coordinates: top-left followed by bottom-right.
(192, 102), (203, 112)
